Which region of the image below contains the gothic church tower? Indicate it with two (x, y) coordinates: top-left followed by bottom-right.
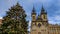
(31, 6), (48, 34)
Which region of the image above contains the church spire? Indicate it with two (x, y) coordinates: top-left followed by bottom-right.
(32, 6), (36, 14)
(42, 5), (45, 11)
(41, 5), (45, 14)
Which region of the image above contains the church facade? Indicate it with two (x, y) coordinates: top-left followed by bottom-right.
(30, 6), (60, 34)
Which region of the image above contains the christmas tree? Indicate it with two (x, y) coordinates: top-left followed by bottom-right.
(1, 2), (28, 34)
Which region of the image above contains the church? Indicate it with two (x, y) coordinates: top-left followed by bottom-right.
(30, 6), (60, 34)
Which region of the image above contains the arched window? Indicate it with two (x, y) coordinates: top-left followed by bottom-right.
(38, 23), (41, 27)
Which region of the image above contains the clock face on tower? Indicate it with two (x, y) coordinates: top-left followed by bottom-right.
(38, 23), (41, 27)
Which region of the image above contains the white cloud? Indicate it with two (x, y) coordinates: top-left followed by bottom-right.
(54, 15), (60, 20)
(48, 15), (60, 24)
(0, 17), (3, 19)
(49, 20), (56, 24)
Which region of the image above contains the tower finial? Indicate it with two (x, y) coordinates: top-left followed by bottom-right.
(40, 5), (46, 14)
(40, 4), (47, 15)
(32, 5), (36, 13)
(41, 5), (45, 11)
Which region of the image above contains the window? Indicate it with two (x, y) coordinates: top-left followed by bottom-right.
(44, 15), (46, 19)
(33, 16), (35, 19)
(32, 16), (35, 20)
(38, 23), (41, 27)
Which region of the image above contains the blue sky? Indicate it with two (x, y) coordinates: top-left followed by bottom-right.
(0, 0), (60, 28)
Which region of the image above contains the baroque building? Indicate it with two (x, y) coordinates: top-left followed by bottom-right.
(30, 6), (60, 34)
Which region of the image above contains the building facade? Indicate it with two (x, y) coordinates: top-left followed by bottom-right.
(0, 19), (3, 27)
(30, 6), (60, 34)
